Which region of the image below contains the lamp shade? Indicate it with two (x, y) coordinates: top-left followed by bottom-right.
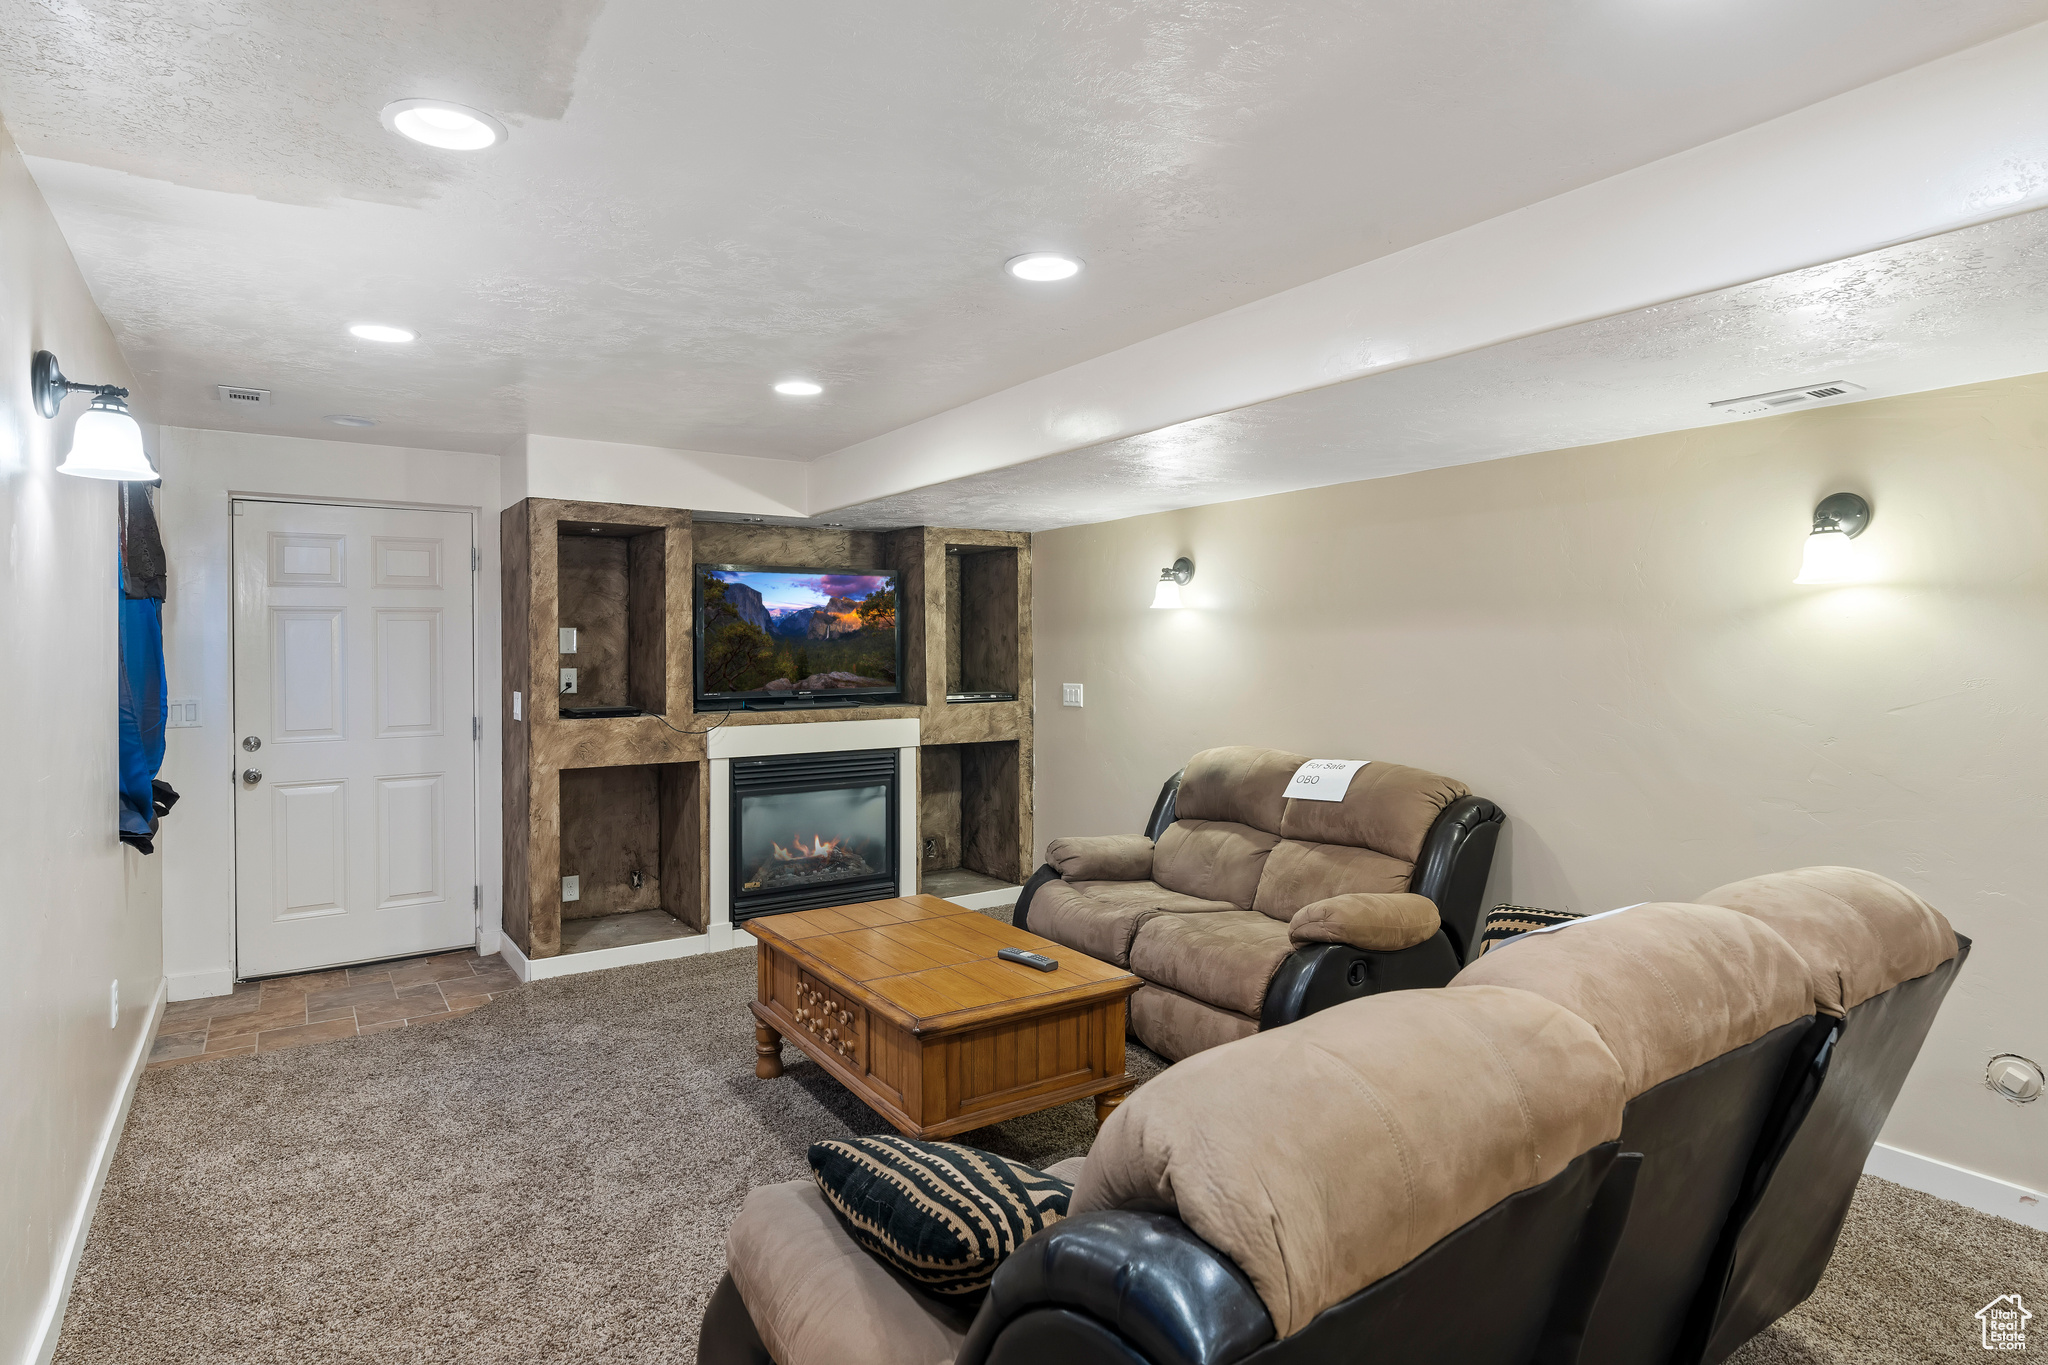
(1794, 528), (1855, 584)
(57, 403), (157, 481)
(1150, 577), (1182, 609)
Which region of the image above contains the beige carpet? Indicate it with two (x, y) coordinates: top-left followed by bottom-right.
(56, 943), (2045, 1364)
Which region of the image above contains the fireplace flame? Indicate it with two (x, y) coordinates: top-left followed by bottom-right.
(771, 833), (842, 861)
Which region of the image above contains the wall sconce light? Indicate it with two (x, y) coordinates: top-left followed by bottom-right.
(32, 350), (157, 482)
(1151, 557), (1194, 609)
(1794, 492), (1870, 584)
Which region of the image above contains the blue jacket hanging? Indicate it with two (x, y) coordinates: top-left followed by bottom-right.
(118, 482), (174, 853)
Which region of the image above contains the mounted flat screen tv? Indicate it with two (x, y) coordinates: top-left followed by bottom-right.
(695, 565), (901, 705)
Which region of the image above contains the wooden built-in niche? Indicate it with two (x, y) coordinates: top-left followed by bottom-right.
(558, 762), (702, 930)
(918, 740), (1025, 888)
(943, 544), (1020, 697)
(556, 521), (668, 716)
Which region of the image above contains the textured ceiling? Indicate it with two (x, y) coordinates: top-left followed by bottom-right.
(823, 207), (2048, 530)
(5, 0), (2048, 457)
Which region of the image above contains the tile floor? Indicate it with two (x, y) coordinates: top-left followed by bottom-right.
(147, 949), (519, 1068)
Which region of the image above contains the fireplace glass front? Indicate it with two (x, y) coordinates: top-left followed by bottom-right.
(731, 748), (900, 920)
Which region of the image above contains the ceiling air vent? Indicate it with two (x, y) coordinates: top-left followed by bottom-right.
(216, 384), (272, 407)
(1709, 381), (1865, 418)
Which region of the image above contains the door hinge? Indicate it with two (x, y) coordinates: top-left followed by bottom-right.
(471, 546), (480, 572)
(473, 715), (481, 741)
(474, 885), (482, 910)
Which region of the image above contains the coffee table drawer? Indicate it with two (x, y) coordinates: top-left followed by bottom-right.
(792, 970), (865, 1068)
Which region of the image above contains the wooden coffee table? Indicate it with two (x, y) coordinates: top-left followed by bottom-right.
(748, 894), (1143, 1138)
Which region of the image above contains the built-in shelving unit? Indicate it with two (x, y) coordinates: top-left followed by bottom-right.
(501, 500), (1032, 975)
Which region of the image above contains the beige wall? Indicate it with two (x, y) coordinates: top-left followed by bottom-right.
(1032, 373), (2048, 1193)
(0, 119), (164, 1364)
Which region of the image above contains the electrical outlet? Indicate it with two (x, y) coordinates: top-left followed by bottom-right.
(562, 874), (581, 902)
(560, 668), (578, 695)
(1062, 683), (1083, 707)
(109, 980), (119, 1028)
(923, 837), (937, 861)
(559, 627), (578, 654)
(165, 698), (200, 728)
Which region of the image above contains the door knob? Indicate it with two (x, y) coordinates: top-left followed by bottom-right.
(242, 768), (263, 784)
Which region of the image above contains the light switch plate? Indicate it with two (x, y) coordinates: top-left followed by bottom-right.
(559, 627), (578, 654)
(1062, 683), (1083, 707)
(562, 875), (580, 902)
(560, 668), (578, 695)
(513, 691), (522, 721)
(165, 698), (200, 727)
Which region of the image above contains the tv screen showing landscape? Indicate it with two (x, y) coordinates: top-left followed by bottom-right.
(696, 565), (900, 700)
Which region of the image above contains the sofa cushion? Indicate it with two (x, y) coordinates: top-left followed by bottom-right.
(1250, 838), (1414, 919)
(1288, 892), (1439, 952)
(1129, 982), (1260, 1062)
(1044, 833), (1153, 882)
(1151, 819), (1280, 909)
(1695, 866), (1957, 1016)
(808, 1136), (1073, 1297)
(727, 1179), (975, 1365)
(1450, 902), (1814, 1097)
(1030, 879), (1240, 968)
(1073, 984), (1627, 1337)
(1129, 910), (1296, 1016)
(1277, 760), (1470, 862)
(1174, 746), (1305, 835)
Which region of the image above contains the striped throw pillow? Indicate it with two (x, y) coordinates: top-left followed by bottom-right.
(1478, 904), (1584, 955)
(807, 1136), (1073, 1296)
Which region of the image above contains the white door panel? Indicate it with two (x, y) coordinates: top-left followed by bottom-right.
(235, 501), (476, 976)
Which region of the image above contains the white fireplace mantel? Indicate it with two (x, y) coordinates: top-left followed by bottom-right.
(708, 716), (922, 937)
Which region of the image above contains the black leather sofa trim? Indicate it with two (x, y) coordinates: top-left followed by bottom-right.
(1233, 1143), (1634, 1365)
(698, 1270), (775, 1365)
(1687, 935), (1972, 1365)
(1012, 862), (1063, 936)
(957, 1209), (1275, 1365)
(1577, 1016), (1814, 1365)
(1409, 795), (1504, 963)
(1144, 770), (1185, 841)
(1257, 933), (1460, 1031)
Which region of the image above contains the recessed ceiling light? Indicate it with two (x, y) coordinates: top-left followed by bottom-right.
(773, 380), (823, 396)
(349, 323), (416, 344)
(1006, 252), (1083, 282)
(326, 414), (378, 427)
(380, 99), (506, 151)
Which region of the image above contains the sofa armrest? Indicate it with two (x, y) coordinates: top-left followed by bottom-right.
(1288, 892), (1439, 952)
(1046, 834), (1154, 882)
(955, 1210), (1274, 1365)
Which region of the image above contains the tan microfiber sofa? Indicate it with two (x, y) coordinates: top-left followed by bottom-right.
(1452, 866), (1966, 1365)
(697, 867), (1966, 1365)
(1016, 745), (1502, 1060)
(701, 984), (1637, 1365)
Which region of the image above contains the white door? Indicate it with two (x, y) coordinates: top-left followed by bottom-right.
(233, 500), (478, 977)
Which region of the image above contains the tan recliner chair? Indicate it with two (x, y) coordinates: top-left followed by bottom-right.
(1015, 746), (1503, 1059)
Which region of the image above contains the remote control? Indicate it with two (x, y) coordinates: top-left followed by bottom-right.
(998, 947), (1059, 973)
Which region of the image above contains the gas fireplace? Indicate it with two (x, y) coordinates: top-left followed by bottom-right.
(730, 748), (901, 920)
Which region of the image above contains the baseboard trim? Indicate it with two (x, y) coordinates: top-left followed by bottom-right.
(166, 966), (234, 1002)
(495, 925), (756, 982)
(1865, 1141), (2048, 1231)
(30, 976), (167, 1365)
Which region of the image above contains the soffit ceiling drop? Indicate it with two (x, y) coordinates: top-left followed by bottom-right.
(3, 0), (2047, 458)
(822, 206), (2048, 531)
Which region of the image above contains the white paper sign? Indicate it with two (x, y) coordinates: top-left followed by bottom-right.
(1284, 758), (1370, 802)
